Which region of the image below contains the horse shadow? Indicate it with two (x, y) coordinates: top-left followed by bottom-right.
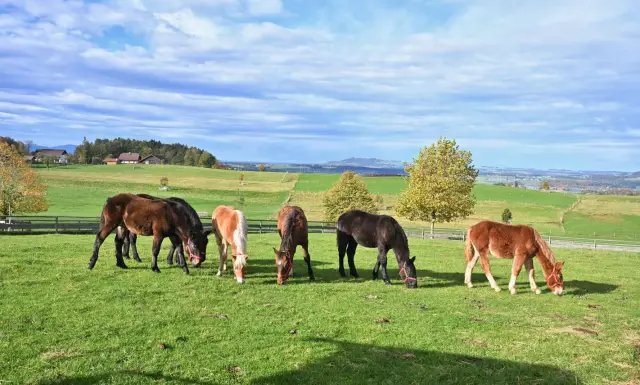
(564, 280), (618, 295)
(249, 338), (581, 385)
(33, 370), (211, 385)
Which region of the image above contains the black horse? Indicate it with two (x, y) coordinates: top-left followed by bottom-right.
(119, 194), (202, 267)
(336, 209), (418, 288)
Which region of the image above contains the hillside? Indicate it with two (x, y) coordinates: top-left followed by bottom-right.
(30, 164), (640, 239)
(325, 157), (404, 169)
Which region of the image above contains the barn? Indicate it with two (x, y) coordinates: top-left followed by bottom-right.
(139, 154), (167, 165)
(32, 149), (68, 163)
(118, 152), (140, 164)
(103, 158), (120, 165)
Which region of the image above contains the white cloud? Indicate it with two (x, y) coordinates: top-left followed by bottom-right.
(245, 0), (282, 15)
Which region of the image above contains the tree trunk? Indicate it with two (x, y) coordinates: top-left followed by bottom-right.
(430, 221), (435, 239)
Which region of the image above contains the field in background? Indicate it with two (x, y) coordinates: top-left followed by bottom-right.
(0, 234), (638, 384)
(30, 165), (640, 239)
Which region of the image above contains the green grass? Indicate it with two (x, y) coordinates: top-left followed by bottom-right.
(28, 165), (640, 239)
(1, 234), (639, 384)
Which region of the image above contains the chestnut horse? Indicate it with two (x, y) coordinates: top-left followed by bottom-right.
(272, 205), (315, 285)
(212, 205), (248, 284)
(88, 193), (211, 274)
(336, 209), (417, 288)
(464, 220), (564, 295)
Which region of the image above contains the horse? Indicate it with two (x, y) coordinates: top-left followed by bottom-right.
(118, 194), (199, 267)
(464, 220), (564, 295)
(272, 205), (315, 285)
(87, 193), (211, 274)
(336, 209), (418, 288)
(211, 205), (248, 284)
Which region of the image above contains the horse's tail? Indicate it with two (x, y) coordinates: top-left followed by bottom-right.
(533, 228), (556, 264)
(233, 210), (248, 259)
(464, 227), (474, 263)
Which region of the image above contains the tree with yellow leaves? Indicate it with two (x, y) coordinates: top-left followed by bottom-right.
(0, 141), (48, 216)
(322, 171), (378, 222)
(395, 137), (478, 234)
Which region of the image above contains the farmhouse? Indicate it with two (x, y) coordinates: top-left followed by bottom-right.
(139, 154), (167, 165)
(118, 152), (140, 164)
(103, 157), (120, 165)
(32, 149), (68, 163)
(23, 155), (35, 164)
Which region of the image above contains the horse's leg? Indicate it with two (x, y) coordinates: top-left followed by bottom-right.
(524, 257), (541, 294)
(129, 233), (141, 262)
(508, 254), (526, 295)
(88, 221), (116, 269)
(346, 238), (359, 278)
(217, 241), (228, 277)
(166, 243), (176, 265)
(122, 228), (130, 259)
(377, 246), (391, 285)
(113, 228), (128, 269)
(301, 239), (315, 281)
(170, 235), (188, 274)
(464, 245), (480, 288)
(151, 235), (164, 273)
(478, 250), (501, 292)
(337, 230), (349, 277)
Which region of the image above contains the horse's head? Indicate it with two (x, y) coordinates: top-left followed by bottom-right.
(399, 256), (418, 289)
(545, 261), (564, 295)
(273, 247), (292, 285)
(233, 254), (248, 284)
(187, 229), (212, 267)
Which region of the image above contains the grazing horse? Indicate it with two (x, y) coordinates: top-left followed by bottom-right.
(272, 206), (315, 285)
(119, 194), (198, 267)
(336, 209), (418, 288)
(211, 205), (248, 284)
(464, 220), (564, 295)
(87, 193), (211, 273)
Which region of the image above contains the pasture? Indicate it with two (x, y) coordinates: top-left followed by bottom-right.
(32, 165), (640, 239)
(0, 233), (638, 384)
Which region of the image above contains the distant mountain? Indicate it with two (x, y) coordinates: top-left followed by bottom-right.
(325, 157), (405, 169)
(31, 144), (77, 154)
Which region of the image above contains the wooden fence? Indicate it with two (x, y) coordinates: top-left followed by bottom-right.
(1, 216), (638, 252)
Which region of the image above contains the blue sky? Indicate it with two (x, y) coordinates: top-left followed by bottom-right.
(0, 0), (639, 171)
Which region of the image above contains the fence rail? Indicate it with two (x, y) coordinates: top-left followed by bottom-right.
(1, 216), (638, 253)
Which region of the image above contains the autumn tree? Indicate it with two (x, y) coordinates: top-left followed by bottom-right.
(160, 177), (169, 187)
(0, 142), (48, 215)
(322, 171), (378, 222)
(541, 180), (550, 191)
(395, 137), (478, 234)
(259, 164), (266, 172)
(198, 151), (215, 168)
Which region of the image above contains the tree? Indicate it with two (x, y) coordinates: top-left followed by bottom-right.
(198, 151), (215, 168)
(0, 142), (48, 215)
(239, 173), (245, 184)
(259, 164), (266, 172)
(160, 177), (169, 187)
(541, 180), (550, 191)
(322, 171), (378, 222)
(502, 208), (513, 224)
(43, 156), (55, 169)
(395, 137), (478, 234)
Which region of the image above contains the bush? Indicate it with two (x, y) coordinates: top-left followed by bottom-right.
(322, 171), (378, 222)
(502, 208), (513, 224)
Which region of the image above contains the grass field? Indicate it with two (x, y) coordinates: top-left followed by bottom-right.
(0, 234), (638, 384)
(30, 165), (640, 239)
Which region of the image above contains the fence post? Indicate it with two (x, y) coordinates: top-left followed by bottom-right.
(548, 236), (551, 245)
(422, 229), (425, 239)
(55, 216), (59, 233)
(593, 240), (596, 250)
(259, 221), (262, 234)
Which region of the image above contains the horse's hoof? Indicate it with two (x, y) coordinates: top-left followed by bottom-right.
(467, 283), (473, 288)
(534, 289), (542, 295)
(116, 264), (128, 270)
(166, 261), (173, 265)
(509, 288), (516, 295)
(339, 271), (346, 277)
(152, 267), (160, 273)
(494, 287), (501, 292)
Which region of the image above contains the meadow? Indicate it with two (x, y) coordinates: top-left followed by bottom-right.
(0, 233), (638, 384)
(31, 164), (640, 240)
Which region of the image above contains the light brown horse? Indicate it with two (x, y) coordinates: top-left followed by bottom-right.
(212, 205), (248, 284)
(273, 205), (315, 285)
(464, 220), (564, 295)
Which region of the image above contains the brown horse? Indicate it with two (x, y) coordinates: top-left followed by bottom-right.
(87, 193), (211, 273)
(273, 205), (315, 285)
(464, 220), (564, 295)
(212, 205), (248, 284)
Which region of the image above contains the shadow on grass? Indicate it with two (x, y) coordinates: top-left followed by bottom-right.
(35, 339), (582, 385)
(564, 280), (618, 295)
(250, 338), (580, 385)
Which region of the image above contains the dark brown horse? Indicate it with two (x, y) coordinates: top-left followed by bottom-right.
(464, 220), (564, 295)
(272, 205), (315, 285)
(87, 193), (211, 274)
(336, 209), (417, 288)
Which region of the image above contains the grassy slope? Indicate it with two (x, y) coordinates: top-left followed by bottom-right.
(0, 234), (638, 384)
(32, 166), (640, 239)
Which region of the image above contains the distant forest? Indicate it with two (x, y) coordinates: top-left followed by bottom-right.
(74, 137), (217, 167)
(0, 136), (218, 168)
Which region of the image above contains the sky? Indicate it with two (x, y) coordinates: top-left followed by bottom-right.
(0, 0), (639, 171)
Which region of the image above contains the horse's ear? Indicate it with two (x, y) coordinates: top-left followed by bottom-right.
(556, 261), (564, 269)
(410, 256), (416, 263)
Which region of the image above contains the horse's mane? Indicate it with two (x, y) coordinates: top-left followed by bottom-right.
(233, 210), (248, 255)
(167, 197), (203, 230)
(390, 218), (410, 256)
(280, 209), (299, 253)
(533, 228), (556, 264)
